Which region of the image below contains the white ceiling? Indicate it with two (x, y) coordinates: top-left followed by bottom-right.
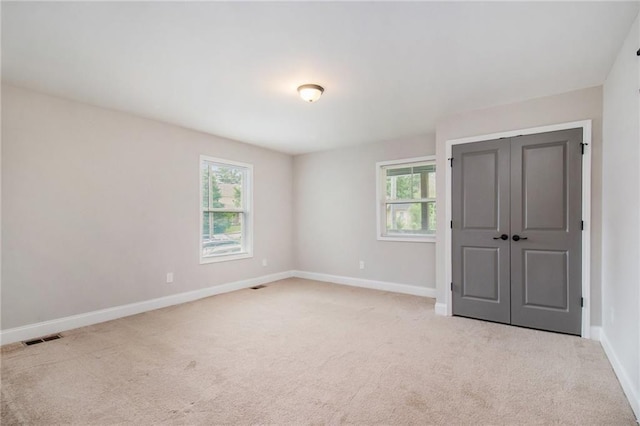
(2, 2), (638, 155)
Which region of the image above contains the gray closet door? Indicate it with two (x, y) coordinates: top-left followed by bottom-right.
(451, 128), (583, 335)
(510, 129), (583, 335)
(452, 139), (511, 324)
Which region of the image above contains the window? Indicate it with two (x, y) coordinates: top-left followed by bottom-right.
(376, 156), (436, 242)
(200, 156), (253, 263)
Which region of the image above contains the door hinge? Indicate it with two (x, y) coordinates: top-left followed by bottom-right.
(580, 142), (589, 155)
(451, 282), (454, 292)
(448, 157), (454, 167)
(581, 297), (584, 308)
(450, 220), (453, 229)
(581, 220), (584, 230)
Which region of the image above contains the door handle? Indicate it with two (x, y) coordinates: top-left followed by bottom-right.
(512, 235), (528, 241)
(493, 234), (509, 240)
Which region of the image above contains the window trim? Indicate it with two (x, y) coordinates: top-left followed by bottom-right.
(199, 155), (254, 264)
(376, 155), (436, 243)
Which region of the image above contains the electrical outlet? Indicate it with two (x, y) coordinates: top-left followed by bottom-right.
(166, 273), (174, 283)
(359, 261), (365, 270)
(262, 259), (268, 267)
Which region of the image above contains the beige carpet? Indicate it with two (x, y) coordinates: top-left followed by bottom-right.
(1, 278), (635, 425)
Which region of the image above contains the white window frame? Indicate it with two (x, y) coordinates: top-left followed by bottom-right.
(199, 155), (253, 264)
(376, 155), (436, 243)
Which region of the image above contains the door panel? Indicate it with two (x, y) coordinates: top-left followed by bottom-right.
(510, 129), (582, 335)
(462, 151), (499, 229)
(523, 249), (568, 310)
(462, 247), (500, 301)
(522, 143), (567, 230)
(452, 140), (511, 324)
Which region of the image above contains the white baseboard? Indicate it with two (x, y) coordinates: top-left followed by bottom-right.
(292, 270), (436, 298)
(435, 303), (448, 316)
(589, 326), (602, 341)
(600, 330), (640, 419)
(0, 271), (294, 346)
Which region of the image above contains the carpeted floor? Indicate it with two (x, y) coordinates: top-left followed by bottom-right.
(1, 278), (636, 425)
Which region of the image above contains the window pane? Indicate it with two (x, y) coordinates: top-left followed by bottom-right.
(412, 164), (435, 174)
(202, 212), (243, 257)
(386, 164), (436, 201)
(428, 172), (436, 199)
(385, 202), (435, 235)
(386, 176), (392, 199)
(201, 163), (210, 210)
(411, 171), (421, 199)
(386, 166), (413, 177)
(206, 164), (243, 209)
(395, 174), (412, 199)
(386, 167), (413, 200)
(427, 201), (436, 232)
(202, 210), (210, 238)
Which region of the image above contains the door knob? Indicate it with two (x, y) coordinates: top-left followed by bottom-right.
(493, 234), (509, 240)
(512, 235), (528, 241)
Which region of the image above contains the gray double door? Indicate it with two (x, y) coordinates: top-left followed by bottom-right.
(452, 129), (583, 335)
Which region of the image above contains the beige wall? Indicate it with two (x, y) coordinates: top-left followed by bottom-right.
(1, 84), (294, 329)
(0, 83), (617, 337)
(435, 86), (604, 325)
(602, 13), (639, 415)
(293, 136), (436, 288)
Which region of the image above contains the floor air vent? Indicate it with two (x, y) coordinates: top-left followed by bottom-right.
(23, 334), (62, 346)
(250, 285), (266, 290)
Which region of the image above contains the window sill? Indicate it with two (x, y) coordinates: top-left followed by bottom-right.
(200, 252), (253, 264)
(378, 235), (436, 243)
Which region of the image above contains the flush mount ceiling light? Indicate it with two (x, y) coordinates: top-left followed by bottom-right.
(297, 84), (324, 103)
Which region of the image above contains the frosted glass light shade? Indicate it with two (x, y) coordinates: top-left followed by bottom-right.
(297, 84), (324, 102)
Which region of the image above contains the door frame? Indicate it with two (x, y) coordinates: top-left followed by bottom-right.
(443, 120), (592, 338)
